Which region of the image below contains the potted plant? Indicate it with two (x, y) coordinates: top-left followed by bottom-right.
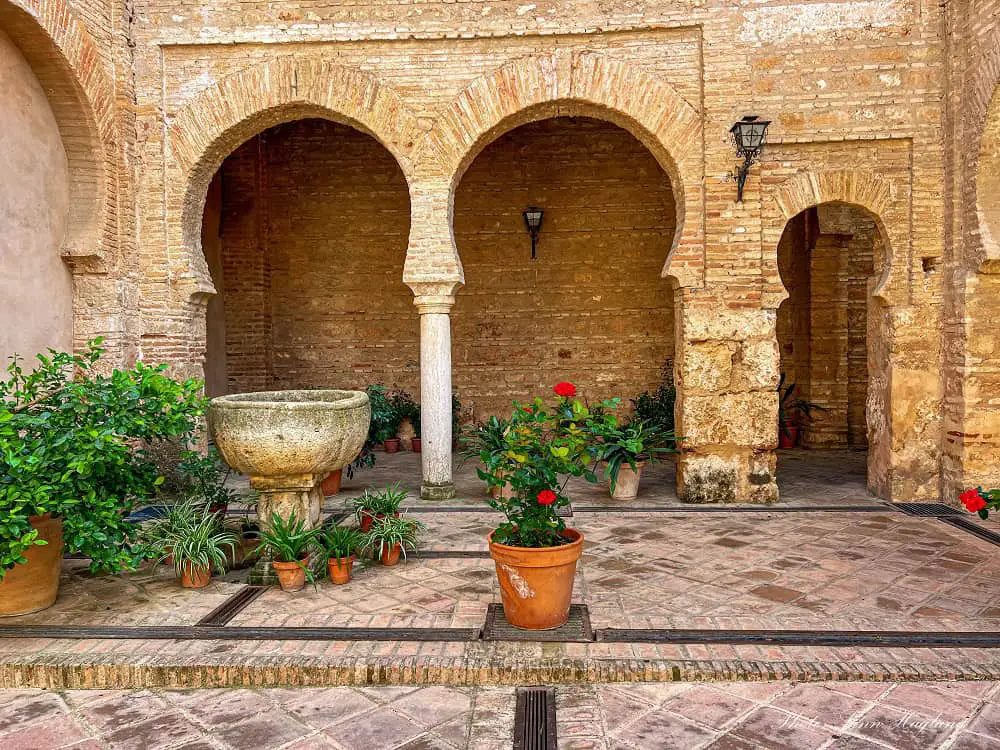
(391, 389), (420, 451)
(460, 416), (511, 498)
(364, 514), (425, 566)
(592, 419), (676, 500)
(777, 373), (824, 448)
(322, 524), (366, 584)
(631, 360), (677, 441)
(255, 512), (320, 592)
(153, 512), (237, 589)
(368, 384), (403, 453)
(321, 468), (343, 497)
(139, 498), (202, 566)
(0, 340), (204, 616)
(351, 484), (407, 532)
(410, 408), (422, 453)
(480, 381), (619, 630)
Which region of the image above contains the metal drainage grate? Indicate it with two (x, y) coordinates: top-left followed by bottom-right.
(571, 505), (890, 513)
(514, 687), (557, 750)
(940, 516), (1000, 547)
(595, 628), (1000, 648)
(0, 625), (480, 642)
(895, 503), (963, 517)
(196, 586), (266, 626)
(415, 550), (491, 559)
(482, 603), (593, 643)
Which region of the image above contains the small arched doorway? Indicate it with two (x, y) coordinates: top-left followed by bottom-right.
(200, 117), (413, 397)
(775, 201), (887, 500)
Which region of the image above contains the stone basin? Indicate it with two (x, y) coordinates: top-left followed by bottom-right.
(208, 389), (370, 480)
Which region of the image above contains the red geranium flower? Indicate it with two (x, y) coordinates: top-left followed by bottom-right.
(537, 489), (557, 505)
(960, 488), (988, 513)
(553, 382), (577, 398)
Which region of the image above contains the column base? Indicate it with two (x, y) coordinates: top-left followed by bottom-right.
(421, 481), (456, 501)
(677, 451), (778, 504)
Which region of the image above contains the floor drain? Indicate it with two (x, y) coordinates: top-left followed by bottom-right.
(940, 516), (1000, 546)
(896, 503), (963, 517)
(196, 586), (266, 626)
(482, 603), (593, 642)
(514, 687), (557, 750)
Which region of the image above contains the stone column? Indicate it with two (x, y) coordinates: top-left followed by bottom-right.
(415, 290), (457, 500)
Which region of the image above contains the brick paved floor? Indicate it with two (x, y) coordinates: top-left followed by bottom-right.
(2, 450), (999, 688)
(2, 681), (999, 749)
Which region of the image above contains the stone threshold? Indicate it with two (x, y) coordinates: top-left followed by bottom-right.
(4, 651), (1000, 689)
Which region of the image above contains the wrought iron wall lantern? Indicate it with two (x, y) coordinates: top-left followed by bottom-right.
(522, 207), (544, 260)
(729, 115), (771, 203)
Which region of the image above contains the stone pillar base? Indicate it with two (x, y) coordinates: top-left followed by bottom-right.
(421, 481), (456, 501)
(677, 452), (778, 505)
(250, 473), (324, 530)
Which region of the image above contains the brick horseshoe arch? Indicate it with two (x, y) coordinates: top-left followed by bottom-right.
(765, 169), (903, 307)
(410, 52), (704, 289)
(168, 56), (422, 300)
(0, 0), (112, 270)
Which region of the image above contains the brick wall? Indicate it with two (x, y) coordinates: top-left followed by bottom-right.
(453, 117), (676, 418)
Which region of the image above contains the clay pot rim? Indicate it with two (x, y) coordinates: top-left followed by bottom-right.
(488, 528), (583, 567)
(271, 558), (309, 570)
(328, 555), (357, 565)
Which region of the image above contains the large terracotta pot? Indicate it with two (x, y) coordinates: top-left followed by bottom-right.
(488, 528), (583, 630)
(180, 563), (211, 589)
(328, 555), (355, 584)
(610, 460), (647, 501)
(321, 468), (343, 496)
(272, 559), (307, 592)
(0, 514), (63, 617)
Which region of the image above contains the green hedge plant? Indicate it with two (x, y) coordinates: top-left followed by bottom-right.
(0, 339), (205, 579)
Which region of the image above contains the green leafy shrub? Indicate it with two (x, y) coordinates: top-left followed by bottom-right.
(631, 360), (676, 435)
(0, 339), (204, 578)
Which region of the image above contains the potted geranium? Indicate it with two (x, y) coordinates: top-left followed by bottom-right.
(0, 340), (204, 616)
(480, 382), (618, 629)
(255, 512), (320, 592)
(960, 487), (999, 517)
(364, 514), (424, 566)
(592, 419), (676, 500)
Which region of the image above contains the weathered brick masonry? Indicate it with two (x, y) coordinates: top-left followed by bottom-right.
(1, 0), (998, 503)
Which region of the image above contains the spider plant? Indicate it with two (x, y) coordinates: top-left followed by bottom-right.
(255, 512), (321, 563)
(159, 512), (238, 585)
(322, 524), (366, 560)
(363, 514), (425, 564)
(138, 498), (203, 560)
(351, 483), (408, 524)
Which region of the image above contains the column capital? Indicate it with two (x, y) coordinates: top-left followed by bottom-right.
(410, 281), (461, 314)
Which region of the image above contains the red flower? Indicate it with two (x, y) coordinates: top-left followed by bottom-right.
(553, 382), (577, 398)
(536, 489), (557, 505)
(961, 488), (988, 513)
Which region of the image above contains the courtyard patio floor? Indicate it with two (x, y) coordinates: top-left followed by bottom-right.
(2, 449), (999, 693)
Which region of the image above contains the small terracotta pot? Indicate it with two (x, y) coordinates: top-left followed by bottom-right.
(180, 563), (211, 589)
(779, 424), (800, 449)
(321, 468), (343, 496)
(360, 511), (399, 533)
(208, 502), (228, 516)
(411, 437), (422, 453)
(272, 559), (308, 592)
(384, 438), (402, 454)
(489, 528), (583, 630)
(380, 544), (402, 566)
(328, 555), (356, 584)
(610, 460), (647, 501)
(0, 514), (64, 616)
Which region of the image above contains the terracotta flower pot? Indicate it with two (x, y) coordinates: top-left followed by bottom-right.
(180, 563), (212, 589)
(779, 424), (800, 449)
(610, 460), (647, 501)
(208, 502), (228, 516)
(321, 468), (343, 496)
(272, 559), (308, 592)
(328, 555), (356, 584)
(380, 543), (402, 566)
(360, 511), (399, 533)
(411, 437), (422, 453)
(488, 528), (583, 630)
(384, 438), (402, 454)
(0, 514), (64, 617)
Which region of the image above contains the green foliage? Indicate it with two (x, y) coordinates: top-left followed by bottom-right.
(321, 524), (366, 559)
(458, 415), (509, 464)
(367, 384), (402, 444)
(452, 392), (466, 435)
(350, 483), (408, 519)
(363, 514), (425, 561)
(631, 360), (676, 435)
(777, 372), (825, 437)
(591, 419), (677, 492)
(176, 446), (253, 511)
(391, 389), (420, 437)
(255, 512), (321, 563)
(0, 339), (205, 579)
(478, 388), (620, 548)
(144, 506), (237, 578)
